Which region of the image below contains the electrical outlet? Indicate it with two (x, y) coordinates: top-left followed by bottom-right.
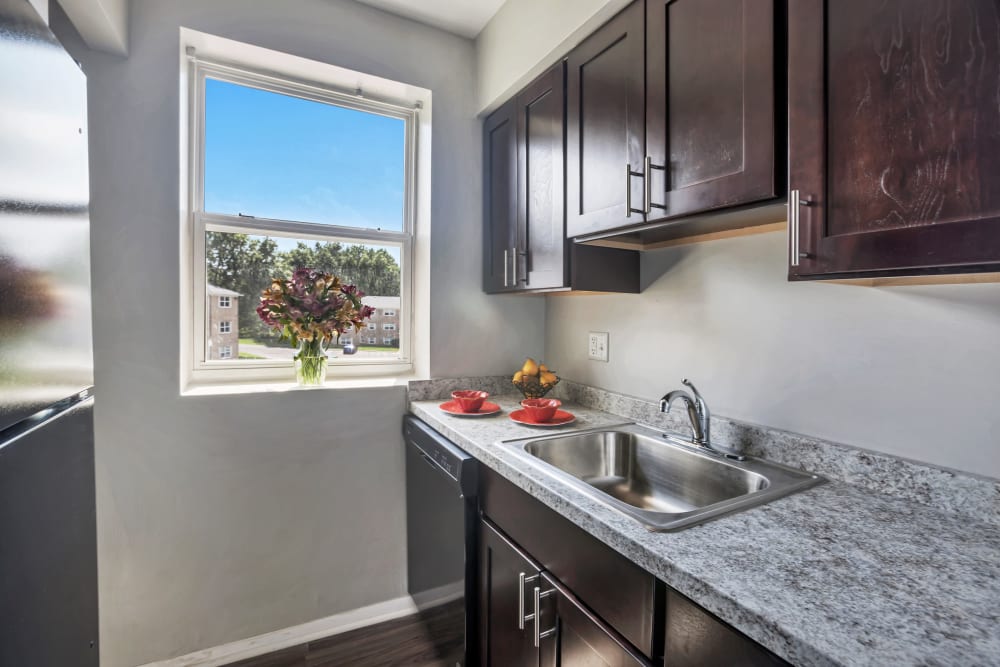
(588, 332), (609, 362)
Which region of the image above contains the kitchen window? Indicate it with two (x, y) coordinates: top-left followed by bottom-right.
(185, 50), (420, 384)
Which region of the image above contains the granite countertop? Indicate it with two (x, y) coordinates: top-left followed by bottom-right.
(409, 395), (1000, 667)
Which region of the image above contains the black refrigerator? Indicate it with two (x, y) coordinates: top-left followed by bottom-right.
(0, 1), (99, 665)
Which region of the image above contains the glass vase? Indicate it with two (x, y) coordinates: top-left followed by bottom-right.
(295, 338), (328, 386)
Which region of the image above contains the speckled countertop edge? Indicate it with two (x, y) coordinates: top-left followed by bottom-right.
(409, 393), (1000, 667)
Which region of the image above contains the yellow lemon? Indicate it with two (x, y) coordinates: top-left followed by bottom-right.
(521, 358), (539, 376)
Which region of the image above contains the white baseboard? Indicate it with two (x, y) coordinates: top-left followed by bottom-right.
(140, 581), (463, 667)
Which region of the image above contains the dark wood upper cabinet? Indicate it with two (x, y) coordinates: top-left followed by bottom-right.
(482, 99), (517, 293)
(517, 62), (567, 290)
(646, 0), (778, 219)
(483, 63), (640, 294)
(565, 0), (782, 245)
(565, 0), (646, 239)
(789, 0), (1000, 279)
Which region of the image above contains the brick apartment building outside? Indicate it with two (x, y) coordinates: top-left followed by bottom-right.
(341, 295), (400, 347)
(207, 284), (241, 360)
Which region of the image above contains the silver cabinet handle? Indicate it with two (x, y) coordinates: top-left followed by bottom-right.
(645, 155), (666, 213)
(644, 155), (652, 214)
(511, 246), (518, 285)
(626, 163), (633, 218)
(503, 249), (509, 286)
(626, 163), (647, 217)
(518, 572), (538, 630)
(789, 189), (800, 267)
(789, 190), (813, 267)
(533, 585), (557, 647)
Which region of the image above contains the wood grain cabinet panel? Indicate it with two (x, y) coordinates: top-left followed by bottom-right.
(789, 0), (1000, 279)
(538, 572), (652, 667)
(483, 62), (640, 294)
(479, 519), (541, 667)
(483, 100), (518, 293)
(646, 0), (778, 219)
(566, 0), (646, 239)
(518, 63), (567, 290)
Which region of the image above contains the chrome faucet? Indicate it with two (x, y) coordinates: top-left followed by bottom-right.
(659, 379), (744, 460)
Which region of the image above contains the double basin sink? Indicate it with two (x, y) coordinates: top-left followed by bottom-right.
(504, 423), (822, 531)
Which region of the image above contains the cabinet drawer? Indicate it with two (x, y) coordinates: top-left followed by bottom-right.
(480, 468), (660, 659)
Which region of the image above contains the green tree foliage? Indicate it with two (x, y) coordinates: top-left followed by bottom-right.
(278, 242), (400, 297)
(205, 232), (400, 338)
(206, 232), (280, 337)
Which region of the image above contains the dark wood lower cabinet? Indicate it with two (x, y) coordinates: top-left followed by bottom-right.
(479, 519), (541, 666)
(479, 518), (650, 667)
(538, 572), (651, 667)
(479, 468), (791, 667)
(664, 590), (789, 667)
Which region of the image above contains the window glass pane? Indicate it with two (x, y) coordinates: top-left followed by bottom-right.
(205, 231), (402, 362)
(204, 78), (406, 231)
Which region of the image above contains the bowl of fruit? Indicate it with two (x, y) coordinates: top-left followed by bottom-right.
(512, 357), (560, 399)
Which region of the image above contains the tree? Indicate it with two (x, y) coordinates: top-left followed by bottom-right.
(205, 233), (402, 342)
(278, 241), (400, 297)
(205, 232), (280, 337)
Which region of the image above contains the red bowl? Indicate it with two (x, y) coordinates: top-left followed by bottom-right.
(452, 390), (489, 413)
(520, 398), (562, 423)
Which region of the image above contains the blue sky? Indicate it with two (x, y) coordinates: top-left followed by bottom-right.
(204, 78), (405, 233)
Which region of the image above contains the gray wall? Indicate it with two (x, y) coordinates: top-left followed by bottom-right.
(546, 231), (1000, 479)
(51, 1), (543, 665)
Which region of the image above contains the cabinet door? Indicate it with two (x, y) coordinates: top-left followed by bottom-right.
(483, 99), (518, 293)
(479, 519), (540, 666)
(789, 0), (1000, 279)
(566, 0), (646, 239)
(517, 62), (567, 290)
(537, 573), (651, 667)
(665, 590), (788, 666)
(646, 0), (777, 220)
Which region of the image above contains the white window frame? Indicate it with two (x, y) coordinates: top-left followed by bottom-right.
(383, 337), (394, 345)
(219, 345), (233, 359)
(367, 322), (377, 331)
(382, 309), (396, 317)
(383, 323), (396, 331)
(218, 295), (231, 308)
(219, 320), (231, 334)
(186, 55), (418, 384)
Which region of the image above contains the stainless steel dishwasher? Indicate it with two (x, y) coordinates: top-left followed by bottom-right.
(403, 416), (478, 666)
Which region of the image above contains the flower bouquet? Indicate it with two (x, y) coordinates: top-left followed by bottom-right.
(256, 268), (375, 386)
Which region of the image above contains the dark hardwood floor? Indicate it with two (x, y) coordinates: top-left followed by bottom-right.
(224, 599), (464, 667)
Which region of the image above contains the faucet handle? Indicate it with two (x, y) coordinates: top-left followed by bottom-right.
(681, 378), (700, 399)
(681, 379), (707, 414)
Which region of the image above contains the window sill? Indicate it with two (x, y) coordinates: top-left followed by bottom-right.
(181, 374), (424, 397)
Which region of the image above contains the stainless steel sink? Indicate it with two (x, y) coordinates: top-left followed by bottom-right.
(504, 424), (823, 531)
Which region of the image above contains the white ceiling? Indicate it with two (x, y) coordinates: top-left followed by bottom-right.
(353, 0), (507, 38)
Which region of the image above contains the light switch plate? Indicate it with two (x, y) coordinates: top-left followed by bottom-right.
(588, 331), (609, 362)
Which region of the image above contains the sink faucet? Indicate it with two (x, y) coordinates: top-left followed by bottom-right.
(659, 379), (744, 460)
